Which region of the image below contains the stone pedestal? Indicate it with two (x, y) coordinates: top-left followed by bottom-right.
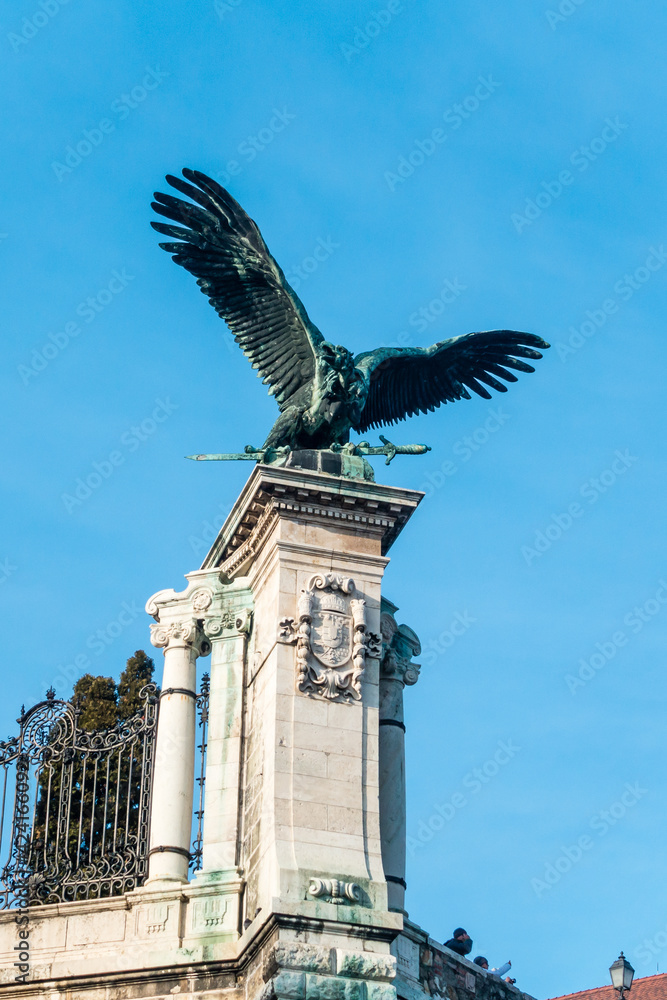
(198, 463), (422, 938)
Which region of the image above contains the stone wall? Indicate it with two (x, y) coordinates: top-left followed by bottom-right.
(253, 939), (397, 1000)
(392, 921), (536, 1000)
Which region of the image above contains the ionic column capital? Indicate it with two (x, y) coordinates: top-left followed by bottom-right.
(203, 607), (253, 640)
(381, 651), (420, 686)
(380, 614), (421, 687)
(150, 619), (211, 657)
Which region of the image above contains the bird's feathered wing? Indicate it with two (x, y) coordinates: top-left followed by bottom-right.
(151, 169), (324, 408)
(354, 331), (550, 433)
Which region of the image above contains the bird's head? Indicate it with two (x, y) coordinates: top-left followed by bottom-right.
(321, 342), (354, 377)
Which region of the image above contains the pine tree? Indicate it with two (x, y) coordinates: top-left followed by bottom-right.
(117, 650), (155, 719)
(72, 673), (118, 731)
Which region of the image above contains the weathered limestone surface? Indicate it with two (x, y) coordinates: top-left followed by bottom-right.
(0, 464), (536, 1000)
(199, 464), (421, 929)
(0, 465), (419, 998)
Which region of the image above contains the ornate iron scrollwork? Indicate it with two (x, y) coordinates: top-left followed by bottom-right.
(0, 684), (158, 908)
(190, 673), (210, 874)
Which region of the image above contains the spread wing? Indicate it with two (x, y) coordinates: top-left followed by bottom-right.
(353, 331), (550, 433)
(151, 169), (324, 408)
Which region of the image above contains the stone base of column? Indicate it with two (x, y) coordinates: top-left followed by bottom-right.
(187, 868), (245, 939)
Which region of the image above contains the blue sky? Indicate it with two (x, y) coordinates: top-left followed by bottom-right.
(2, 1), (666, 995)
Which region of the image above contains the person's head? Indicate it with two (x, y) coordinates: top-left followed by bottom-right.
(474, 957), (489, 970)
(453, 928), (470, 941)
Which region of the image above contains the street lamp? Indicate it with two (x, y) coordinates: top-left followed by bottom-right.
(610, 953), (635, 998)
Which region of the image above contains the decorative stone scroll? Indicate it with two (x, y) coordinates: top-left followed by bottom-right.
(150, 618), (211, 657)
(308, 878), (361, 904)
(278, 574), (381, 702)
(203, 607), (253, 639)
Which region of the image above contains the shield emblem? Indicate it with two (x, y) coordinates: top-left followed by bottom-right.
(310, 609), (352, 668)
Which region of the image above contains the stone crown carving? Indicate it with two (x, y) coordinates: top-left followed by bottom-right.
(278, 574), (381, 703)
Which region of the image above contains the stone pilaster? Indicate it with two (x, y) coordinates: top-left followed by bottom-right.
(145, 568), (255, 934)
(199, 604), (252, 875)
(379, 601), (421, 914)
(187, 584), (253, 940)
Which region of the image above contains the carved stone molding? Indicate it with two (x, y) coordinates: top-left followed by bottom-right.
(145, 904), (169, 934)
(150, 619), (211, 657)
(190, 588), (213, 613)
(221, 495), (395, 580)
(146, 587), (181, 619)
(191, 896), (229, 932)
(203, 608), (253, 640)
(308, 877), (361, 904)
(201, 467), (423, 578)
(380, 613), (421, 686)
(221, 493), (276, 579)
(145, 583), (214, 620)
(134, 901), (177, 938)
(278, 574), (381, 703)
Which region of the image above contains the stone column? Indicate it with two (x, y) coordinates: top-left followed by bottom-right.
(379, 607), (421, 913)
(146, 615), (211, 885)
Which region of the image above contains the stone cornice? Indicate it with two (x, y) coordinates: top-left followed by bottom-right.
(201, 464), (423, 578)
(145, 572), (253, 641)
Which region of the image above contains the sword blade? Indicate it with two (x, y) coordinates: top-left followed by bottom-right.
(185, 453), (263, 461)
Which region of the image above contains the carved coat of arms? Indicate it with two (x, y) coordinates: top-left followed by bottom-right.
(278, 574), (381, 702)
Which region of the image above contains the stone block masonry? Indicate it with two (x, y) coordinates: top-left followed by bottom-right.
(0, 462), (538, 1000)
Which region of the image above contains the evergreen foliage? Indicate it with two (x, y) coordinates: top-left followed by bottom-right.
(71, 649), (156, 729)
(72, 673), (118, 731)
(118, 649), (155, 720)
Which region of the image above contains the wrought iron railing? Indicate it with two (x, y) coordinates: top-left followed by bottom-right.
(190, 672), (210, 873)
(0, 684), (158, 907)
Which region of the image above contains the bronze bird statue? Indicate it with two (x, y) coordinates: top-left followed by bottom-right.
(151, 170), (549, 451)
